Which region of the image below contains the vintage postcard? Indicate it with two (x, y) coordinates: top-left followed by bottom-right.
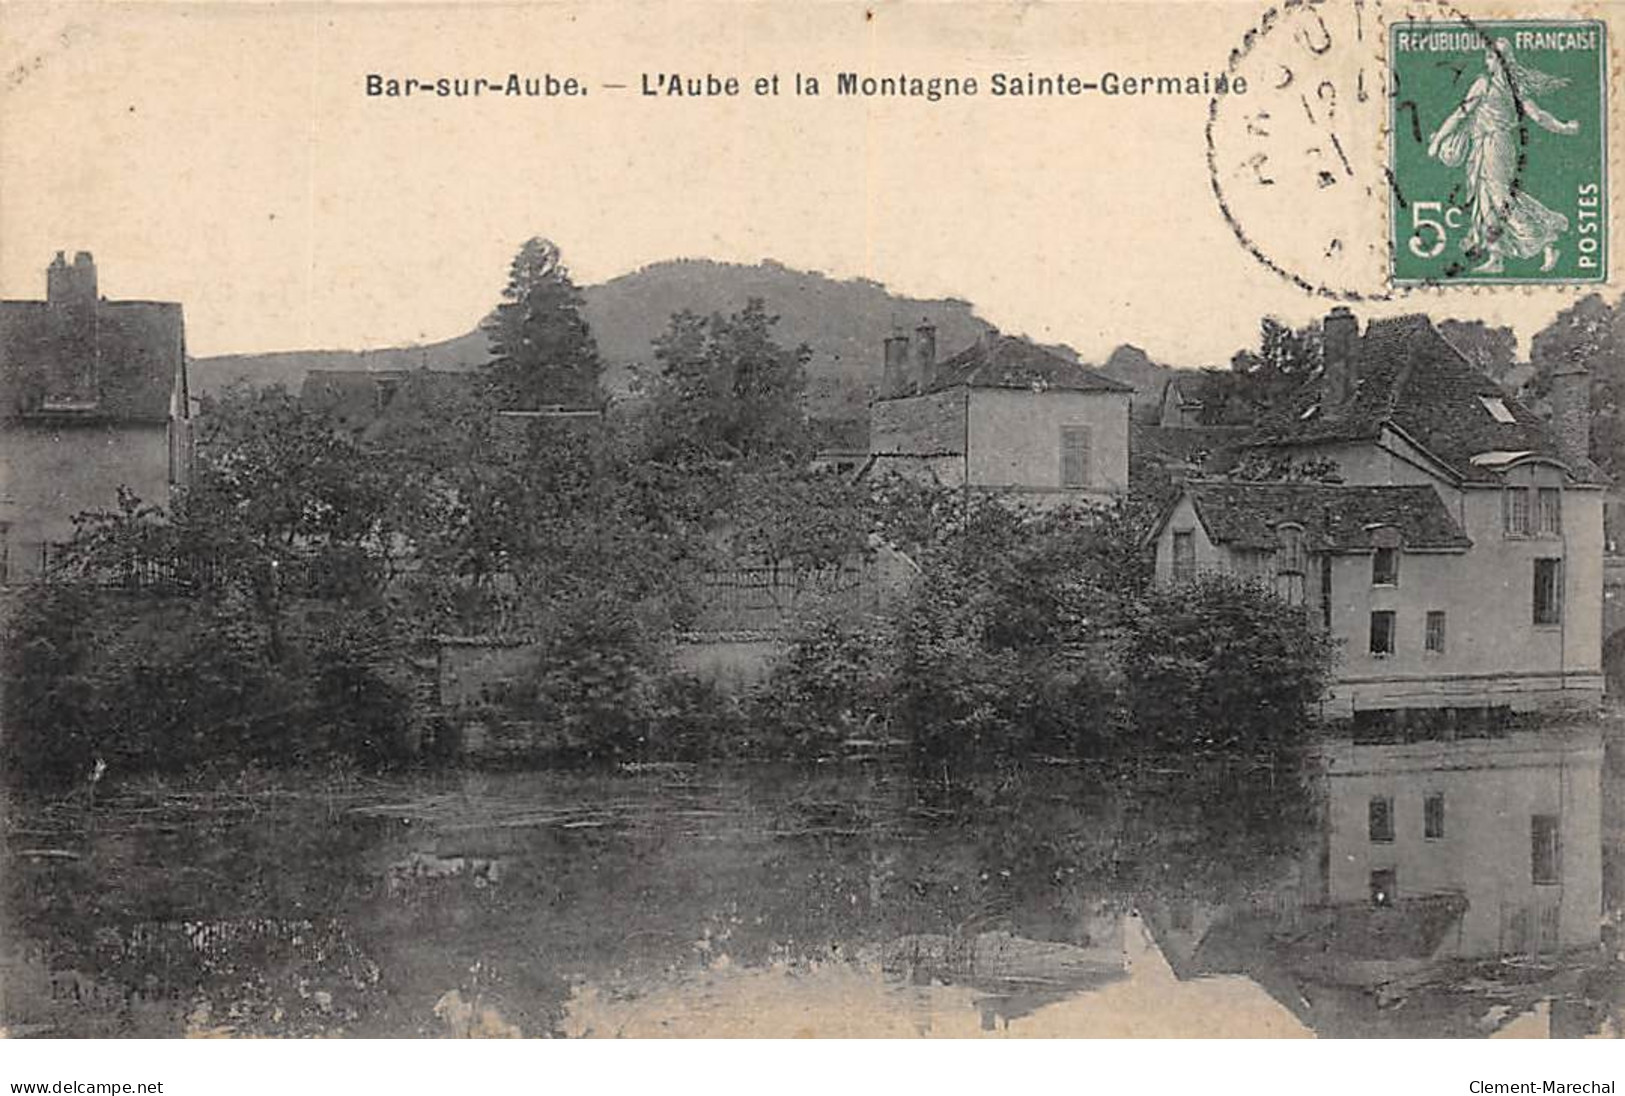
(1, 0), (1622, 1050)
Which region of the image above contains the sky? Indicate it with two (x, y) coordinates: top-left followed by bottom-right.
(1, 0), (1617, 366)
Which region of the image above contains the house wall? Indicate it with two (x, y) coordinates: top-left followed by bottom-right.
(1313, 733), (1603, 958)
(869, 390), (966, 460)
(1275, 436), (1450, 492)
(0, 421), (173, 579)
(966, 389), (1130, 499)
(1456, 473), (1605, 691)
(1150, 488), (1604, 713)
(1149, 496), (1224, 584)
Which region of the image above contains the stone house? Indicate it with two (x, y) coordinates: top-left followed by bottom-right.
(0, 253), (191, 583)
(866, 324), (1132, 503)
(1147, 308), (1606, 718)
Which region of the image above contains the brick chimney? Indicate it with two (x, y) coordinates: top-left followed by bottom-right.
(882, 330), (911, 396)
(47, 250), (98, 305)
(1322, 306), (1358, 407)
(1550, 358), (1591, 470)
(914, 320), (937, 392)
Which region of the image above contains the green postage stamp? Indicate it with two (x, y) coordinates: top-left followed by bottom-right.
(1390, 20), (1608, 285)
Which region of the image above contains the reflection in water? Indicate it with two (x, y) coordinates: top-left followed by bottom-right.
(1142, 727), (1615, 1038)
(1, 726), (1617, 1038)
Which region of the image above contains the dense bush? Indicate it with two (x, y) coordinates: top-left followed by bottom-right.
(0, 583), (414, 786)
(481, 592), (666, 762)
(888, 500), (1136, 763)
(751, 609), (896, 757)
(1125, 574), (1338, 751)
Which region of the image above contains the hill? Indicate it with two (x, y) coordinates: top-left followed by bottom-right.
(1095, 344), (1202, 424)
(190, 259), (998, 417)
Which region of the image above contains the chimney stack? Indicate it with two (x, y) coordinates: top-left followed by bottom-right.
(914, 320), (937, 392)
(1322, 306), (1358, 407)
(1550, 358), (1591, 470)
(882, 330), (911, 396)
(46, 250), (98, 305)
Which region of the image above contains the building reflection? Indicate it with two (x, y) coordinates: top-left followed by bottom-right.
(1311, 729), (1603, 962)
(1144, 727), (1614, 1038)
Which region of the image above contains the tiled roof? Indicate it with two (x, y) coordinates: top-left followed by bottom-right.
(925, 335), (1133, 395)
(1, 299), (184, 424)
(1132, 423), (1250, 470)
(1184, 480), (1471, 552)
(1251, 315), (1598, 483)
(300, 369), (480, 438)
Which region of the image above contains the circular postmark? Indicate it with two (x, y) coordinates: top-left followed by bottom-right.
(1205, 0), (1598, 297)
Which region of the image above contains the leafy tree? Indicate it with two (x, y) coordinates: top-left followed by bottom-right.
(1529, 292), (1624, 482)
(1228, 316), (1323, 421)
(1439, 319), (1519, 381)
(483, 237), (603, 410)
(889, 499), (1137, 763)
(1126, 575), (1337, 752)
(640, 299), (812, 464)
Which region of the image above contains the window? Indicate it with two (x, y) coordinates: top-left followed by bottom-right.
(1372, 547), (1399, 586)
(1369, 611), (1396, 656)
(1424, 794), (1445, 839)
(1320, 556), (1333, 632)
(1533, 558), (1562, 625)
(1504, 486), (1532, 536)
(1425, 610), (1446, 654)
(1172, 530), (1195, 581)
(1531, 815), (1560, 885)
(1060, 425), (1092, 487)
(1369, 869), (1397, 908)
(1276, 525), (1307, 574)
(1275, 525), (1306, 605)
(1478, 395), (1516, 423)
(1537, 487), (1562, 535)
(1368, 796), (1395, 843)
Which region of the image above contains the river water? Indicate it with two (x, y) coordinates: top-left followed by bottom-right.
(2, 727), (1619, 1038)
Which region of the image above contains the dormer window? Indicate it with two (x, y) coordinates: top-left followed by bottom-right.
(1478, 395), (1516, 424)
(1372, 547), (1400, 586)
(1504, 486), (1532, 536)
(1369, 525), (1401, 587)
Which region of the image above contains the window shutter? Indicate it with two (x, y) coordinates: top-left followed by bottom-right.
(1060, 425), (1091, 487)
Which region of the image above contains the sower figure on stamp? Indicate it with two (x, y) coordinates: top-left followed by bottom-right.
(1427, 39), (1580, 273)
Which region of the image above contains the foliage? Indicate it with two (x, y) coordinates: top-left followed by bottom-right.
(889, 499), (1138, 763)
(752, 610), (896, 757)
(1438, 319), (1519, 380)
(1125, 574), (1337, 752)
(637, 299), (812, 465)
(482, 592), (665, 762)
(1226, 453), (1344, 484)
(1227, 316), (1323, 422)
(1528, 291), (1624, 481)
(483, 237), (604, 410)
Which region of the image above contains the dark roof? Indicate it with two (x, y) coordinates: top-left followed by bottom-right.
(1252, 315), (1598, 483)
(300, 368), (480, 439)
(1132, 423), (1249, 471)
(922, 335), (1132, 395)
(1, 299), (184, 424)
(1182, 480), (1471, 552)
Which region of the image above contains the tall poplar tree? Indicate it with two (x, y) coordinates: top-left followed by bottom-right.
(483, 238), (604, 409)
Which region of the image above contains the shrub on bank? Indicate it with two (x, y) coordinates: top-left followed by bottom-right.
(1125, 574), (1338, 751)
